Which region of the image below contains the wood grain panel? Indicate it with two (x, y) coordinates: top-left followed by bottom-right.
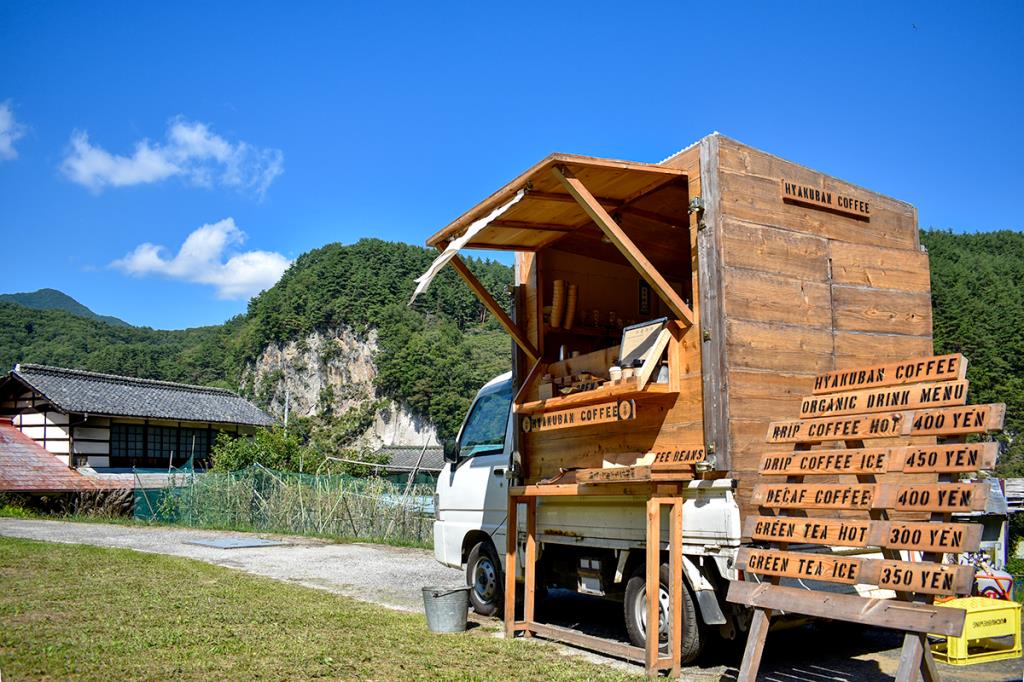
(727, 369), (811, 419)
(726, 320), (834, 373)
(833, 333), (934, 369)
(720, 219), (829, 282)
(829, 242), (931, 292)
(832, 286), (933, 336)
(722, 269), (833, 327)
(716, 137), (918, 239)
(718, 170), (917, 250)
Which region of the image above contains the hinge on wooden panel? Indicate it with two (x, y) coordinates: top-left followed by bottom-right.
(688, 196), (707, 231)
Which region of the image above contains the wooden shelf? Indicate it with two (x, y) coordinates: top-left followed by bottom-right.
(515, 377), (675, 414)
(509, 481), (687, 497)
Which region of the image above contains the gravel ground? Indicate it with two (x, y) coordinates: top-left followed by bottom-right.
(0, 518), (461, 612)
(1, 518), (1021, 681)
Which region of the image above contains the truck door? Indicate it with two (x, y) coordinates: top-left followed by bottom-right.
(435, 376), (513, 569)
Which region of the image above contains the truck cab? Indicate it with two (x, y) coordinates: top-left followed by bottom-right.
(434, 372), (514, 616)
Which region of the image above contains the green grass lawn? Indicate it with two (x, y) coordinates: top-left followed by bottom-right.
(0, 537), (637, 681)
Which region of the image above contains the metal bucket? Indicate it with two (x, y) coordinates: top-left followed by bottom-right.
(422, 585), (470, 633)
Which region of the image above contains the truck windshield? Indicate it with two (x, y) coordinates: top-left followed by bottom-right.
(460, 380), (512, 457)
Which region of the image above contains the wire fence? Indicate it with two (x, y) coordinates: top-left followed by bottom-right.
(134, 464), (435, 547)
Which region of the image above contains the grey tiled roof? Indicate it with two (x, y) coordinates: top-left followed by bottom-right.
(9, 364), (275, 427)
(379, 446), (444, 472)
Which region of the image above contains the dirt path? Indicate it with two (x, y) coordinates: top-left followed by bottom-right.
(0, 518), (461, 612)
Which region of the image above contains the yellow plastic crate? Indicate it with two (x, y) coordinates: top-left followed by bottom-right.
(932, 596), (1022, 666)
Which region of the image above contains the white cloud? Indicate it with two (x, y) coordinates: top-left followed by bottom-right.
(61, 117), (284, 198)
(0, 101), (27, 161)
(111, 218), (291, 299)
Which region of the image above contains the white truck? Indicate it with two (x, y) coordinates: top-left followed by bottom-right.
(434, 372), (743, 661)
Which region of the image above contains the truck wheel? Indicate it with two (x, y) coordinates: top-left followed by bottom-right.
(624, 563), (703, 663)
(466, 541), (504, 617)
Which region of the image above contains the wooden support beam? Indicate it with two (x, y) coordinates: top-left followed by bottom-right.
(645, 497), (660, 675)
(524, 190), (618, 208)
(619, 205), (687, 227)
(455, 242), (539, 252)
(489, 220), (578, 232)
(552, 165), (695, 328)
(504, 495), (519, 638)
(448, 254), (540, 360)
(669, 498), (683, 679)
(513, 358), (546, 406)
(726, 582), (966, 637)
(524, 497), (537, 635)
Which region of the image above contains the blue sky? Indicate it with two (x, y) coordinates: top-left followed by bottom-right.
(1, 1), (1021, 329)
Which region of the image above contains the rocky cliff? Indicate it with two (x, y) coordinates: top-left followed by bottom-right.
(244, 327), (439, 448)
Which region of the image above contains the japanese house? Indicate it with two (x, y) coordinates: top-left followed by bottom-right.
(0, 364), (274, 469)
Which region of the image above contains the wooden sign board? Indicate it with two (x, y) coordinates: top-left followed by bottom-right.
(752, 482), (989, 513)
(576, 465), (650, 484)
(649, 445), (706, 469)
(576, 464), (695, 484)
(767, 412), (904, 443)
(759, 442), (999, 476)
(813, 354), (966, 395)
(766, 404), (1005, 443)
(799, 380), (969, 418)
(780, 179), (871, 219)
(520, 399), (636, 433)
(738, 548), (974, 596)
(744, 516), (983, 553)
(753, 483), (875, 510)
(908, 403), (1005, 436)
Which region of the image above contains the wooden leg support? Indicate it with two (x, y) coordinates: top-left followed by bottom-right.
(737, 607), (771, 682)
(523, 497), (537, 636)
(504, 495), (519, 638)
(646, 496), (684, 678)
(646, 498), (660, 675)
(506, 491), (685, 678)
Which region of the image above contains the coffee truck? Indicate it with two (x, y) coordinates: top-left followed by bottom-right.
(422, 133), (951, 667)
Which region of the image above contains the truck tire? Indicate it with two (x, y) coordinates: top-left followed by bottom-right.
(623, 563), (703, 664)
(466, 541), (504, 617)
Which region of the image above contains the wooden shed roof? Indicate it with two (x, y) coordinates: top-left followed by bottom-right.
(0, 420), (128, 493)
(426, 153), (686, 252)
(3, 364), (275, 427)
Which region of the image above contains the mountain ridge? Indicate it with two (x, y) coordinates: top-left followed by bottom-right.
(0, 288), (130, 327)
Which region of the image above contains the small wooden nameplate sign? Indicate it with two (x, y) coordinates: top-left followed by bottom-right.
(780, 179), (871, 219)
(520, 399), (636, 433)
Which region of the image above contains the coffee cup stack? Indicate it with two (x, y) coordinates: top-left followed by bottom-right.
(550, 280), (565, 328)
(563, 283), (578, 330)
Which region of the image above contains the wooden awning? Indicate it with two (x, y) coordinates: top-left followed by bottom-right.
(423, 153), (693, 361)
(426, 154), (687, 252)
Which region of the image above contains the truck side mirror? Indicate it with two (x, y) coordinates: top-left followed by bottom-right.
(442, 438), (460, 463)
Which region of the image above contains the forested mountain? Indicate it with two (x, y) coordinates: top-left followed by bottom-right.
(0, 239), (512, 439)
(1, 231), (1021, 468)
(921, 229), (1024, 475)
(0, 303), (242, 388)
(0, 288), (129, 327)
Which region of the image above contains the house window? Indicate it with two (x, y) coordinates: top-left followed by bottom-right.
(179, 428), (210, 461)
(110, 423), (144, 459)
(148, 426), (180, 464)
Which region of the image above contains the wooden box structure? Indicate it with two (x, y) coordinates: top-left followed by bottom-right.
(424, 133), (946, 674)
(426, 133), (933, 514)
